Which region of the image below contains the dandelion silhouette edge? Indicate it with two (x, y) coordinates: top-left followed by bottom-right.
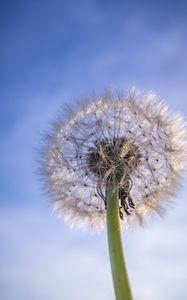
(39, 90), (187, 231)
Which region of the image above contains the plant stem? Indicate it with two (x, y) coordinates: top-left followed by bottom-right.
(106, 185), (133, 300)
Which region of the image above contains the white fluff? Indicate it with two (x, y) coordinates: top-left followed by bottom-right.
(39, 90), (187, 231)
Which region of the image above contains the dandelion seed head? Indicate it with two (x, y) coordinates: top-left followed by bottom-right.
(40, 90), (187, 231)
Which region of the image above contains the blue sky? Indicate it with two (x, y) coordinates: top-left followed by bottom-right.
(1, 1), (187, 299)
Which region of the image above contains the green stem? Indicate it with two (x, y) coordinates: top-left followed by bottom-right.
(106, 185), (133, 300)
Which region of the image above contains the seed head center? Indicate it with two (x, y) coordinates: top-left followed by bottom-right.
(87, 137), (141, 184)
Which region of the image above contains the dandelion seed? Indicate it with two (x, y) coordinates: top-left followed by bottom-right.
(39, 89), (187, 300)
(40, 90), (187, 231)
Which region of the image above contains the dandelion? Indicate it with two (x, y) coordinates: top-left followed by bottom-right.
(40, 90), (187, 300)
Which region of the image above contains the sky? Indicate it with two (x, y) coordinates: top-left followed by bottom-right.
(1, 0), (187, 299)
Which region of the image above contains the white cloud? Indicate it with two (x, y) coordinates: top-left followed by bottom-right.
(0, 198), (187, 300)
(0, 209), (114, 300)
